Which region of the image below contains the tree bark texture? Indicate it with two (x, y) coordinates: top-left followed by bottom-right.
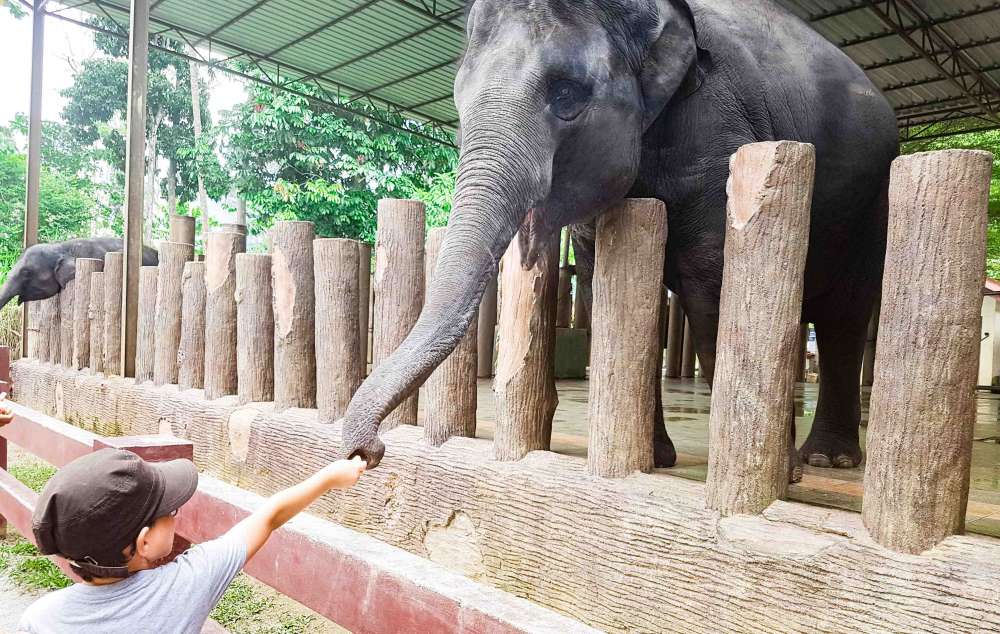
(861, 300), (880, 387)
(153, 242), (194, 386)
(170, 214), (196, 245)
(103, 252), (124, 376)
(494, 234), (559, 461)
(271, 221), (317, 410)
(314, 239), (363, 423)
(705, 141), (815, 516)
(681, 317), (696, 378)
(556, 267), (573, 329)
(59, 281), (74, 367)
(205, 231), (246, 400)
(587, 199), (668, 478)
(357, 243), (372, 369)
(862, 150), (992, 554)
(41, 296), (59, 363)
(26, 301), (43, 360)
(89, 272), (105, 373)
(236, 254), (274, 405)
(178, 261), (207, 390)
(477, 274), (498, 378)
(421, 228), (478, 446)
(73, 258), (103, 371)
(665, 294), (684, 378)
(135, 266), (158, 383)
(372, 199), (425, 429)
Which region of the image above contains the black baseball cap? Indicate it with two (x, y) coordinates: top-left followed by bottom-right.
(31, 448), (198, 578)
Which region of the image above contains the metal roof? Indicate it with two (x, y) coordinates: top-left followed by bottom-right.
(33, 0), (1000, 143)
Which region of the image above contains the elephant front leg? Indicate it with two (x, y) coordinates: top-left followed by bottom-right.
(799, 320), (866, 468)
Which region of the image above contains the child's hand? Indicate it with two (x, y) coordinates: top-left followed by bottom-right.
(319, 457), (366, 490)
(0, 393), (11, 427)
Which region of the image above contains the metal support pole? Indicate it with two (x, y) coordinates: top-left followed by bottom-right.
(21, 0), (45, 356)
(120, 0), (150, 377)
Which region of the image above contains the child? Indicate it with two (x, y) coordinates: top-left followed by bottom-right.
(17, 447), (366, 633)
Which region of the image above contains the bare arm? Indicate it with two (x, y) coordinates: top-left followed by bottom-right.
(232, 457), (366, 560)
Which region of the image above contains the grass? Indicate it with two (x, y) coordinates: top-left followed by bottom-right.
(0, 302), (21, 358)
(0, 459), (69, 592)
(211, 574), (319, 634)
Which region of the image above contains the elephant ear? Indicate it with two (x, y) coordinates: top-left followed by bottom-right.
(640, 0), (709, 129)
(53, 254), (75, 288)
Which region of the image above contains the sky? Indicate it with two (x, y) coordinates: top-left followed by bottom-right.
(0, 4), (248, 220)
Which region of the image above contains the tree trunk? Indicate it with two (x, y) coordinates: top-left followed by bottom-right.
(422, 227), (478, 446)
(144, 109), (164, 244)
(189, 60), (209, 238)
(863, 150), (992, 554)
(587, 199), (667, 478)
(665, 294), (683, 378)
(73, 258), (103, 370)
(26, 301), (43, 360)
(357, 243), (372, 371)
(59, 281), (74, 366)
(572, 273), (589, 330)
(43, 295), (60, 364)
(167, 160), (177, 217)
(314, 239), (363, 423)
(154, 242), (194, 386)
(494, 233), (559, 461)
(705, 141), (815, 516)
(236, 198), (247, 226)
(205, 231), (246, 399)
(236, 254), (274, 404)
(178, 261), (207, 390)
(681, 317), (696, 378)
(372, 199), (425, 429)
(135, 266), (158, 383)
(477, 274), (498, 378)
(170, 214), (196, 245)
(103, 252), (124, 376)
(271, 221), (317, 410)
(89, 272), (105, 373)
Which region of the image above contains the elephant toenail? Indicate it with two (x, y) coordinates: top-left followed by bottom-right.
(790, 465), (803, 483)
(807, 453), (832, 468)
(833, 455), (855, 468)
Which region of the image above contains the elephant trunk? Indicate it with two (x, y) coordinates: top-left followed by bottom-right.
(342, 106), (551, 468)
(0, 267), (23, 312)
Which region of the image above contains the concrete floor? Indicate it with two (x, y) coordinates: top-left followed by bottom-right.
(447, 378), (1000, 538)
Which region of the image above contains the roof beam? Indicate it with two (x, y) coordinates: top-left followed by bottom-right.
(883, 63), (1000, 93)
(901, 122), (1000, 143)
(260, 0), (385, 59)
(809, 2), (869, 22)
(351, 57), (457, 99)
(864, 33), (1000, 71)
(862, 0), (1000, 123)
(195, 0), (272, 44)
(389, 0), (464, 33)
(840, 2), (1000, 48)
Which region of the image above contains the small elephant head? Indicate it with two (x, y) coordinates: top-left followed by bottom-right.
(341, 0), (704, 467)
(0, 244), (71, 312)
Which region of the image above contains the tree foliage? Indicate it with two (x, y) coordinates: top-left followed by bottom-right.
(222, 80), (457, 242)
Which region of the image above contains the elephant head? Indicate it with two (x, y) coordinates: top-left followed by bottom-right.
(0, 245), (72, 312)
(342, 0), (705, 467)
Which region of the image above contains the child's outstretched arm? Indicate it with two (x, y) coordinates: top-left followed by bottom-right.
(232, 457), (366, 560)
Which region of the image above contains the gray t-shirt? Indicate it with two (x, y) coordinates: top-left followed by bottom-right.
(17, 528), (247, 634)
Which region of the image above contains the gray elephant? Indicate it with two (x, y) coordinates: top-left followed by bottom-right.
(343, 0), (899, 470)
(0, 238), (159, 311)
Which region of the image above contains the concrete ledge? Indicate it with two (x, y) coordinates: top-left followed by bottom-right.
(11, 360), (1000, 633)
(183, 476), (598, 634)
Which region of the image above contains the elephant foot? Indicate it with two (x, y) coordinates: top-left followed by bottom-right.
(653, 434), (677, 469)
(788, 441), (803, 484)
(798, 429), (862, 469)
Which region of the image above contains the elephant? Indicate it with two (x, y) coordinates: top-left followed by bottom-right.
(0, 238), (159, 312)
(342, 0), (899, 471)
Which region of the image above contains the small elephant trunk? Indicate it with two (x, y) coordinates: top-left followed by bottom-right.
(0, 269), (23, 313)
(342, 115), (552, 468)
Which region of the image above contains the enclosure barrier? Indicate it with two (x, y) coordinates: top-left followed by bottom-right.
(205, 231), (246, 400)
(477, 274), (498, 378)
(421, 227), (477, 446)
(372, 199), (425, 429)
(272, 221), (317, 411)
(236, 254), (274, 404)
(88, 271), (105, 374)
(314, 238), (363, 423)
(135, 266), (158, 382)
(103, 251), (124, 375)
(493, 234), (559, 461)
(153, 242), (193, 385)
(862, 150), (992, 553)
(705, 141), (814, 515)
(587, 199), (667, 478)
(357, 243), (372, 368)
(178, 261), (206, 390)
(72, 258), (102, 371)
(0, 368), (587, 634)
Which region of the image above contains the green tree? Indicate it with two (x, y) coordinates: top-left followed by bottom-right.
(222, 80), (458, 242)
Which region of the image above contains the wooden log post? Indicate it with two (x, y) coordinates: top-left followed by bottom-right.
(494, 234), (559, 461)
(220, 223), (247, 235)
(59, 281), (74, 366)
(797, 325), (808, 383)
(169, 214), (196, 245)
(862, 150), (992, 554)
(314, 239), (364, 422)
(89, 272), (105, 373)
(42, 296), (59, 363)
(705, 141), (815, 515)
(236, 254), (275, 404)
(587, 199), (668, 477)
(26, 301), (43, 359)
(572, 273), (590, 331)
(665, 293), (684, 378)
(178, 261), (207, 390)
(477, 274), (498, 378)
(73, 258), (103, 370)
(372, 200), (425, 428)
(861, 301), (880, 387)
(153, 242), (194, 386)
(135, 266), (158, 383)
(103, 252), (124, 375)
(205, 231), (246, 399)
(681, 318), (696, 378)
(422, 228), (478, 446)
(556, 268), (573, 329)
(271, 221), (317, 411)
(358, 243), (372, 371)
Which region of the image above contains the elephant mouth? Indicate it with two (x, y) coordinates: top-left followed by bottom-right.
(517, 207), (558, 270)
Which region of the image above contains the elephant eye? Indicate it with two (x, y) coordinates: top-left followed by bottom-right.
(547, 79), (591, 122)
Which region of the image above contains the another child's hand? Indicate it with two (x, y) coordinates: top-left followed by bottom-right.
(320, 457), (366, 490)
(0, 394), (12, 427)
